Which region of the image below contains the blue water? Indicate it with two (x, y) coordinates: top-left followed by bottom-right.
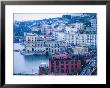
(13, 43), (49, 75)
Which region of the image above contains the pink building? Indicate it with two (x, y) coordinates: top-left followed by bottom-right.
(49, 53), (82, 75)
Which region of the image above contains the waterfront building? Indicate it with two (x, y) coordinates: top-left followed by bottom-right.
(24, 33), (38, 52)
(24, 32), (66, 55)
(49, 53), (82, 75)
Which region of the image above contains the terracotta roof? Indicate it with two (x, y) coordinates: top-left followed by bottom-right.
(52, 53), (70, 59)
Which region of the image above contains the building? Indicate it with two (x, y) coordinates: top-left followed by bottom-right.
(70, 33), (96, 49)
(86, 34), (97, 50)
(49, 53), (82, 75)
(70, 34), (88, 47)
(24, 33), (38, 53)
(39, 63), (49, 75)
(73, 46), (88, 55)
(24, 32), (66, 55)
(74, 22), (84, 30)
(90, 19), (97, 31)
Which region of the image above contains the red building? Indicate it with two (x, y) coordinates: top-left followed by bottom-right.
(49, 52), (82, 75)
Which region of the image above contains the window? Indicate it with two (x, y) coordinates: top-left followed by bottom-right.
(55, 49), (56, 53)
(75, 61), (77, 64)
(66, 61), (69, 64)
(66, 69), (69, 74)
(75, 65), (77, 69)
(61, 65), (64, 68)
(51, 66), (54, 73)
(41, 43), (42, 47)
(55, 44), (56, 47)
(71, 61), (74, 64)
(56, 60), (59, 65)
(71, 65), (74, 68)
(28, 38), (30, 41)
(61, 69), (64, 73)
(35, 37), (36, 41)
(56, 68), (59, 73)
(66, 65), (68, 68)
(61, 60), (64, 64)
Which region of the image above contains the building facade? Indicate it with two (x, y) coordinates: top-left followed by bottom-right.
(49, 53), (82, 75)
(24, 32), (66, 55)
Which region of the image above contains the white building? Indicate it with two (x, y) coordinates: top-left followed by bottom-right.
(74, 22), (85, 30)
(24, 32), (66, 55)
(73, 34), (88, 47)
(73, 46), (88, 55)
(69, 33), (96, 48)
(86, 34), (97, 49)
(90, 19), (97, 31)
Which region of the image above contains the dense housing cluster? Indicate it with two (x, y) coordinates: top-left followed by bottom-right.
(14, 13), (97, 75)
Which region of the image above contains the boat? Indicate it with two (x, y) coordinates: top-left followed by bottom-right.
(13, 49), (20, 52)
(20, 50), (35, 56)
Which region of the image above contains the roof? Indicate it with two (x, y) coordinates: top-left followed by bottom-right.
(52, 53), (70, 59)
(39, 62), (48, 67)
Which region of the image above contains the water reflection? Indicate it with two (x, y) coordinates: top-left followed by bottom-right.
(13, 43), (49, 75)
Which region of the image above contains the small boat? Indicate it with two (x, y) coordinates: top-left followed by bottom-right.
(20, 50), (35, 56)
(13, 49), (20, 52)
